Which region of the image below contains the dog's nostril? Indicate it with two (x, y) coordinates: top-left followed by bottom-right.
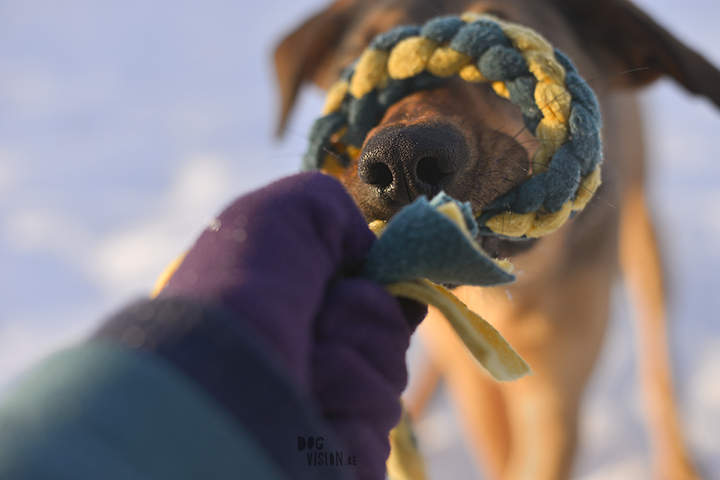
(417, 156), (449, 187)
(364, 162), (394, 188)
(358, 123), (466, 205)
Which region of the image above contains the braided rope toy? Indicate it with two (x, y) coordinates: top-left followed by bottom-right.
(305, 12), (603, 238)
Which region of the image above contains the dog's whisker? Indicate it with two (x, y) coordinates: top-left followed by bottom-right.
(488, 184), (514, 236)
(497, 175), (525, 189)
(511, 121), (531, 142)
(320, 145), (345, 163)
(283, 127), (313, 142)
(515, 138), (545, 146)
(570, 67), (652, 91)
(490, 121), (523, 138)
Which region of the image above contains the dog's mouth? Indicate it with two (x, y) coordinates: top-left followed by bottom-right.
(477, 234), (538, 259)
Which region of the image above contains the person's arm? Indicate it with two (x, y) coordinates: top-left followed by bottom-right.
(0, 172), (425, 480)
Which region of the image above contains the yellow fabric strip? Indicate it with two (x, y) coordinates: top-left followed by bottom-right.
(150, 252), (187, 298)
(386, 409), (428, 480)
(572, 166), (602, 210)
(350, 50), (390, 98)
(320, 153), (346, 178)
(387, 37), (438, 79)
(427, 47), (471, 77)
(387, 279), (531, 381)
(322, 80), (349, 114)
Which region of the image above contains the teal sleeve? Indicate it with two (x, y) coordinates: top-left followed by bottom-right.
(0, 341), (289, 480)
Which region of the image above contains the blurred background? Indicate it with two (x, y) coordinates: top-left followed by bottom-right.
(1, 0), (718, 478)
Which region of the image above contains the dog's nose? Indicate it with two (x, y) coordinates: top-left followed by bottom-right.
(358, 124), (467, 205)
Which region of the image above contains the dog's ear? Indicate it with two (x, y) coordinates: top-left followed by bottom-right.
(557, 0), (720, 108)
(274, 0), (367, 136)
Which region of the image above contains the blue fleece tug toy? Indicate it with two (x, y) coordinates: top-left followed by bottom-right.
(360, 192), (528, 382)
(305, 12), (603, 239)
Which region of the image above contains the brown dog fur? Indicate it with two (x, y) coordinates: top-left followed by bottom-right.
(274, 1), (720, 478)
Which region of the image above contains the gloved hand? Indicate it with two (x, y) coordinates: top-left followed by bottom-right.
(159, 172), (426, 480)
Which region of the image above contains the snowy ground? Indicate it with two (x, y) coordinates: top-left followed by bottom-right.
(1, 1), (718, 478)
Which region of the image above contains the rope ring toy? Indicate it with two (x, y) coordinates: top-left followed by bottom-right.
(303, 13), (603, 238)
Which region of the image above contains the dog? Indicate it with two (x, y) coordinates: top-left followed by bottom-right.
(274, 1), (720, 479)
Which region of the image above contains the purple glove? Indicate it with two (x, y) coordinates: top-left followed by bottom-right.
(160, 172), (425, 480)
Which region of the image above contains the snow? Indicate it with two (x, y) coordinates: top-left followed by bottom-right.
(1, 0), (718, 477)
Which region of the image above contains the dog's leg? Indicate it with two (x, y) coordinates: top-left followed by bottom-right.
(494, 267), (613, 480)
(413, 308), (511, 480)
(413, 263), (613, 480)
(403, 346), (442, 422)
(619, 183), (701, 480)
(443, 217), (617, 480)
